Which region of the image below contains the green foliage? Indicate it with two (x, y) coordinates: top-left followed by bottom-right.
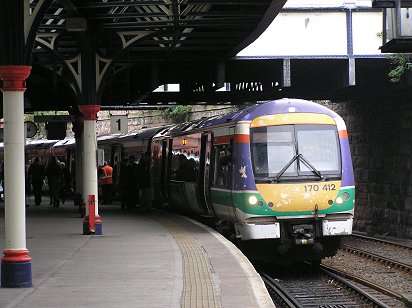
(161, 105), (192, 123)
(388, 54), (412, 83)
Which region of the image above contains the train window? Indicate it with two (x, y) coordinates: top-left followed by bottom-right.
(151, 140), (163, 178)
(250, 124), (341, 180)
(213, 144), (232, 187)
(170, 134), (201, 182)
(251, 126), (296, 177)
(296, 125), (340, 174)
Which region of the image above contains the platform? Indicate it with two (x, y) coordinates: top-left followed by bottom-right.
(0, 196), (274, 308)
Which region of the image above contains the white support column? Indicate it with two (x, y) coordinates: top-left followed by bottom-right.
(79, 105), (102, 235)
(0, 66), (32, 288)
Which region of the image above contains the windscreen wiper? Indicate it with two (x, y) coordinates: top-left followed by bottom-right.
(272, 154), (300, 182)
(298, 154), (323, 180)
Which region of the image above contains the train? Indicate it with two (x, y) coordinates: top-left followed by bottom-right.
(0, 98), (355, 263)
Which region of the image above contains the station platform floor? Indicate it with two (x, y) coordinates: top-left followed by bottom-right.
(0, 196), (274, 308)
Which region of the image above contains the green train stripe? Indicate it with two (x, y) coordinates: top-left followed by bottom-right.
(211, 187), (355, 216)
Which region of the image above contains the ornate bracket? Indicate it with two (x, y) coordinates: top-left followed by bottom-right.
(96, 54), (112, 91)
(65, 54), (82, 93)
(117, 31), (154, 49)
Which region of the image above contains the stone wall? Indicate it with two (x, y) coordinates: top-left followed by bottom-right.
(322, 93), (412, 238)
(95, 106), (233, 134)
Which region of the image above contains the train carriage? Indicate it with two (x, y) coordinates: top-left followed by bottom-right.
(150, 98), (355, 262)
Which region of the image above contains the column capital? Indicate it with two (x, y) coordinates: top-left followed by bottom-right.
(0, 66), (31, 91)
(79, 105), (100, 121)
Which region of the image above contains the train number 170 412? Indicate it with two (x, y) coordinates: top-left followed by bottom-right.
(304, 184), (336, 192)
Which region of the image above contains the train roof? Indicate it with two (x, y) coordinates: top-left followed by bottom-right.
(52, 138), (75, 148)
(153, 98), (342, 138)
(116, 126), (167, 142)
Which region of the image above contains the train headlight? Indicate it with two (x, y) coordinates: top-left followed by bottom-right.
(341, 192), (350, 201)
(335, 196), (343, 205)
(248, 196), (258, 205)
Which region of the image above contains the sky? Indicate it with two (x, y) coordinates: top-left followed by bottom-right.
(284, 0), (372, 8)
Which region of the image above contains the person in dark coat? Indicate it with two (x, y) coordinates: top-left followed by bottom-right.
(118, 157), (130, 210)
(137, 152), (152, 211)
(125, 155), (139, 209)
(25, 159), (31, 197)
(28, 157), (45, 206)
(46, 156), (63, 207)
(59, 161), (72, 204)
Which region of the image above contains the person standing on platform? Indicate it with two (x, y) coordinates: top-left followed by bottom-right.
(137, 152), (153, 211)
(125, 155), (139, 209)
(46, 156), (63, 207)
(119, 157), (130, 210)
(25, 159), (31, 197)
(28, 157), (45, 206)
(99, 161), (113, 205)
(59, 161), (71, 204)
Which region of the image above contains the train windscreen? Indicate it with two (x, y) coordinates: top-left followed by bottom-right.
(250, 124), (341, 181)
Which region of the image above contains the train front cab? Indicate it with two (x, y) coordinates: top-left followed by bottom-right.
(229, 113), (355, 261)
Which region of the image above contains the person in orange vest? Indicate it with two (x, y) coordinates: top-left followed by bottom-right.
(99, 161), (113, 205)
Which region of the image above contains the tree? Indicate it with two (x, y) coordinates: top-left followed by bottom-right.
(388, 54), (412, 83)
(162, 105), (192, 123)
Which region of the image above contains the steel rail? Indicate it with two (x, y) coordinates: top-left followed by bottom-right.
(321, 263), (411, 305)
(342, 245), (412, 272)
(260, 272), (303, 308)
(352, 232), (412, 250)
(320, 267), (393, 308)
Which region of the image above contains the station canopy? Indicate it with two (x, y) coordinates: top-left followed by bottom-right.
(21, 0), (287, 112)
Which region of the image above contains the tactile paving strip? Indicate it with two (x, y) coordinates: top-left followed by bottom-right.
(155, 217), (221, 308)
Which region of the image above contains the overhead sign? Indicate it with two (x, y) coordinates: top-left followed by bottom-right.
(110, 115), (128, 134)
(46, 122), (67, 140)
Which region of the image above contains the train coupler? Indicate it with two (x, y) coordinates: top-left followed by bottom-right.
(292, 224), (315, 245)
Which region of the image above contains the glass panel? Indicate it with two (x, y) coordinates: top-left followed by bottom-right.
(213, 144), (232, 187)
(251, 124), (341, 180)
(297, 126), (340, 174)
(251, 126), (296, 177)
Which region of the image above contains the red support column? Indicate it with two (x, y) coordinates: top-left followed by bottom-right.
(0, 66), (32, 288)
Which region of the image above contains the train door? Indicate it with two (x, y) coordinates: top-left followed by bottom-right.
(160, 139), (168, 199)
(199, 132), (214, 217)
(150, 138), (164, 204)
(210, 127), (235, 221)
(166, 139), (173, 202)
(110, 144), (122, 192)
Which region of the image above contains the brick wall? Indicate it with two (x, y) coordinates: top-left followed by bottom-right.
(322, 94), (412, 239)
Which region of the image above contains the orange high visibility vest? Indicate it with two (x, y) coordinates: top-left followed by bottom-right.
(99, 165), (113, 185)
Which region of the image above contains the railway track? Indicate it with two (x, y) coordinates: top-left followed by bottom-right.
(259, 234), (412, 307)
(351, 233), (412, 250)
(340, 245), (412, 273)
(321, 264), (408, 307)
(348, 233), (412, 265)
(261, 264), (399, 307)
(320, 233), (412, 307)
